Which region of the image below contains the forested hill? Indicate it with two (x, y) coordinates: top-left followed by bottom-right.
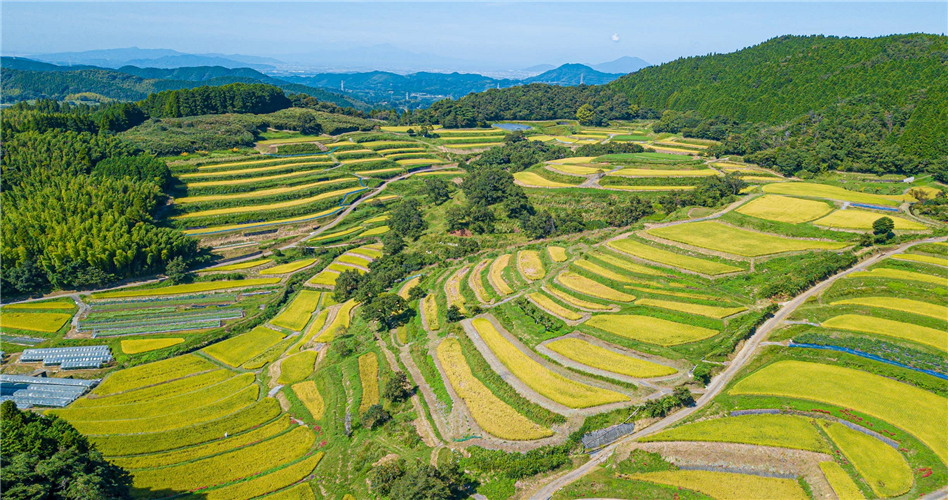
(607, 34), (947, 125)
(0, 58), (368, 110)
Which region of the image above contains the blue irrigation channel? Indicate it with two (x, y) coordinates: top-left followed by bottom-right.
(186, 176), (370, 236)
(850, 203), (900, 212)
(261, 146), (340, 158)
(789, 341), (948, 381)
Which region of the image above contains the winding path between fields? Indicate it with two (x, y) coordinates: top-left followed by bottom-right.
(528, 234), (948, 500)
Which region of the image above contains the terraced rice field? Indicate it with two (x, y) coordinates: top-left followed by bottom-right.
(643, 414), (829, 452)
(309, 269), (340, 286)
(292, 380), (325, 420)
(92, 354), (216, 396)
(120, 338), (185, 354)
(207, 258), (272, 271)
(557, 272), (635, 302)
(203, 326), (286, 367)
(489, 255), (515, 295)
(517, 250), (546, 280)
(607, 238), (742, 275)
(315, 299), (356, 342)
(892, 253), (948, 267)
(180, 161), (333, 178)
(586, 314), (719, 346)
(183, 206), (340, 236)
(0, 311), (72, 332)
(513, 171), (580, 188)
(185, 167), (333, 188)
(763, 182), (905, 206)
(547, 246), (567, 262)
(830, 296), (948, 320)
(820, 420), (913, 497)
(546, 286), (612, 310)
(361, 225), (389, 236)
(546, 338), (676, 378)
(337, 254), (372, 268)
(626, 470), (808, 500)
(175, 186), (362, 219)
(445, 266), (469, 313)
(813, 209), (927, 230)
(648, 221), (849, 257)
(176, 177), (356, 204)
(589, 251), (665, 276)
(471, 318), (627, 408)
(358, 352), (380, 413)
(548, 164), (605, 175)
(423, 294), (440, 330)
(272, 290), (322, 331)
(93, 278), (281, 298)
(469, 259), (492, 304)
(279, 351), (318, 384)
(635, 298), (746, 319)
(735, 195), (833, 223)
(821, 314), (947, 352)
(820, 462), (867, 500)
(730, 360), (948, 464)
(263, 258), (319, 275)
(3, 300), (75, 310)
(610, 168), (718, 177)
(847, 267), (947, 285)
(574, 259), (633, 283)
(437, 338), (553, 440)
(528, 292), (582, 320)
(398, 275), (422, 300)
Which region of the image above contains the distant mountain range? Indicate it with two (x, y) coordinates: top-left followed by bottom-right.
(22, 47), (282, 70)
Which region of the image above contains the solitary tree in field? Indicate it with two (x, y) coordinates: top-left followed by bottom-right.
(873, 216), (895, 235)
(576, 104), (595, 125)
(165, 256), (189, 284)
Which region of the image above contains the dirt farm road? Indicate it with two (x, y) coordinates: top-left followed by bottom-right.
(529, 235), (948, 500)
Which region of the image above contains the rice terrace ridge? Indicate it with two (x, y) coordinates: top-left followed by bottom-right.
(1, 2), (947, 500)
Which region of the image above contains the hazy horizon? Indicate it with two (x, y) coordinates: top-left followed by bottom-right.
(3, 2), (946, 73)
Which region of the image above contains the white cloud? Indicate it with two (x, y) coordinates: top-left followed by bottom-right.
(611, 33), (620, 42)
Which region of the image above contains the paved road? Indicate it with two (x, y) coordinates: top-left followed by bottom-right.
(529, 235), (947, 500)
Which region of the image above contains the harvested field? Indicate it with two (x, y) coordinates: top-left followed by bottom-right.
(586, 314), (719, 346)
(546, 338), (675, 378)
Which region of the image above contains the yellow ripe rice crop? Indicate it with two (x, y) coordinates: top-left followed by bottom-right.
(437, 338), (553, 440)
(730, 360), (948, 465)
(360, 225), (390, 236)
(89, 398), (281, 456)
(3, 300), (75, 310)
(647, 221), (849, 257)
(446, 142), (505, 149)
(183, 207), (339, 236)
(528, 292), (582, 320)
(340, 157), (387, 165)
(315, 299), (356, 342)
(292, 309), (330, 351)
(548, 164), (604, 175)
(416, 170), (465, 177)
(0, 312), (72, 333)
(626, 286), (718, 301)
(327, 262), (365, 274)
(763, 182), (905, 206)
(203, 326), (286, 367)
(175, 187), (361, 219)
(93, 278), (281, 299)
(831, 296), (948, 320)
(472, 318), (627, 408)
(358, 352), (380, 413)
(446, 265), (469, 313)
(361, 140), (416, 149)
(182, 160), (333, 178)
(820, 462), (867, 500)
(381, 125), (441, 132)
(176, 177), (355, 204)
(263, 258), (319, 275)
(644, 414), (829, 452)
(79, 369), (232, 408)
(627, 470), (807, 500)
(635, 298), (746, 319)
(205, 454), (323, 500)
(590, 251), (665, 276)
(355, 244), (383, 257)
(606, 238), (741, 275)
(396, 158), (446, 166)
(814, 209), (926, 230)
(309, 269), (339, 286)
(358, 167), (404, 176)
(93, 354), (215, 396)
(610, 168), (717, 177)
(272, 290), (322, 332)
(547, 246), (567, 262)
(513, 171), (579, 188)
(822, 314), (947, 352)
(469, 259), (492, 304)
(398, 275), (422, 300)
(130, 426), (315, 494)
(517, 250), (546, 281)
(820, 421), (913, 498)
(574, 259), (633, 283)
(736, 195), (833, 223)
(546, 286), (612, 310)
(604, 185), (695, 192)
(111, 414), (291, 469)
(337, 254), (372, 268)
(586, 314), (719, 346)
(546, 338), (675, 378)
(68, 384), (258, 435)
(195, 156), (326, 170)
(313, 226), (363, 241)
(292, 380), (325, 420)
(489, 255), (514, 295)
(848, 267), (946, 285)
(120, 338), (184, 354)
(892, 253), (948, 267)
(185, 167), (333, 188)
(279, 351), (318, 384)
(206, 258), (272, 271)
(557, 272), (635, 302)
(423, 294), (440, 330)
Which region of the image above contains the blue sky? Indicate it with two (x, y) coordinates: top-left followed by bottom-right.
(3, 2), (945, 70)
